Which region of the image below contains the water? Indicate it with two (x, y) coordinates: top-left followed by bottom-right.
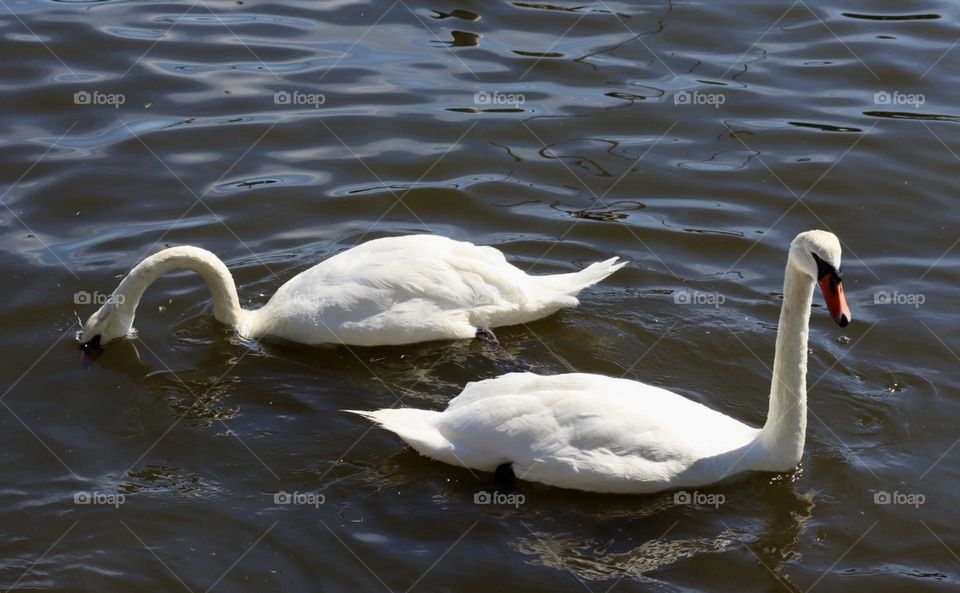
(1, 0), (958, 591)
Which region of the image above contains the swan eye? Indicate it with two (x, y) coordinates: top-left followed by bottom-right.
(811, 252), (841, 282)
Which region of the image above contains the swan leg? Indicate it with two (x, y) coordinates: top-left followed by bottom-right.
(474, 327), (535, 374)
(475, 327), (499, 345)
(494, 462), (515, 483)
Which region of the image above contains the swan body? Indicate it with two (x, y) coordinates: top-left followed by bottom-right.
(80, 235), (625, 348)
(350, 230), (853, 494)
(351, 373), (765, 493)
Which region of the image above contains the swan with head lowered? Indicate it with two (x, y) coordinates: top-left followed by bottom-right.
(349, 230), (852, 493)
(78, 234), (625, 350)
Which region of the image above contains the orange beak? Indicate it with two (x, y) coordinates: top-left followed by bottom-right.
(818, 276), (851, 327)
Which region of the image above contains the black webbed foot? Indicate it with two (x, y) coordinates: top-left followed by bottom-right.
(475, 327), (499, 345)
(494, 462), (515, 483)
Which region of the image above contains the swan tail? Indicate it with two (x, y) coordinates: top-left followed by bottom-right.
(345, 408), (451, 457)
(538, 257), (626, 295)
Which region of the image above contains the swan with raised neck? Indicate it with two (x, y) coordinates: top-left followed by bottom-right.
(348, 230), (853, 493)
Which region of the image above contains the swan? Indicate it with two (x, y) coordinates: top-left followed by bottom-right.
(349, 230), (852, 494)
(78, 234), (625, 349)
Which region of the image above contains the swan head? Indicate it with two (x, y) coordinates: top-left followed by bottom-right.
(789, 230), (851, 327)
(79, 300), (134, 350)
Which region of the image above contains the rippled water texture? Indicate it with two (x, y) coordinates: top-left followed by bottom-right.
(1, 1), (959, 591)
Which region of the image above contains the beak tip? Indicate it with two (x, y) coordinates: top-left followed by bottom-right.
(837, 314), (850, 327)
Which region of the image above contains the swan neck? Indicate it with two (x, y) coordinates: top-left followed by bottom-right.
(758, 258), (815, 470)
(113, 247), (245, 328)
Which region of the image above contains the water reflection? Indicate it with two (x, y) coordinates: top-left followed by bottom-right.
(514, 479), (814, 587)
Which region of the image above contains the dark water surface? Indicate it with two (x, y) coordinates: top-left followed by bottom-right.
(1, 0), (959, 591)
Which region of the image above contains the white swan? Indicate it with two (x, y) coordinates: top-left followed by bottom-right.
(79, 234), (625, 349)
(349, 230), (852, 494)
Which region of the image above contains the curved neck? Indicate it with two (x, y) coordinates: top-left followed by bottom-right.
(111, 246), (244, 327)
(758, 258), (815, 470)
